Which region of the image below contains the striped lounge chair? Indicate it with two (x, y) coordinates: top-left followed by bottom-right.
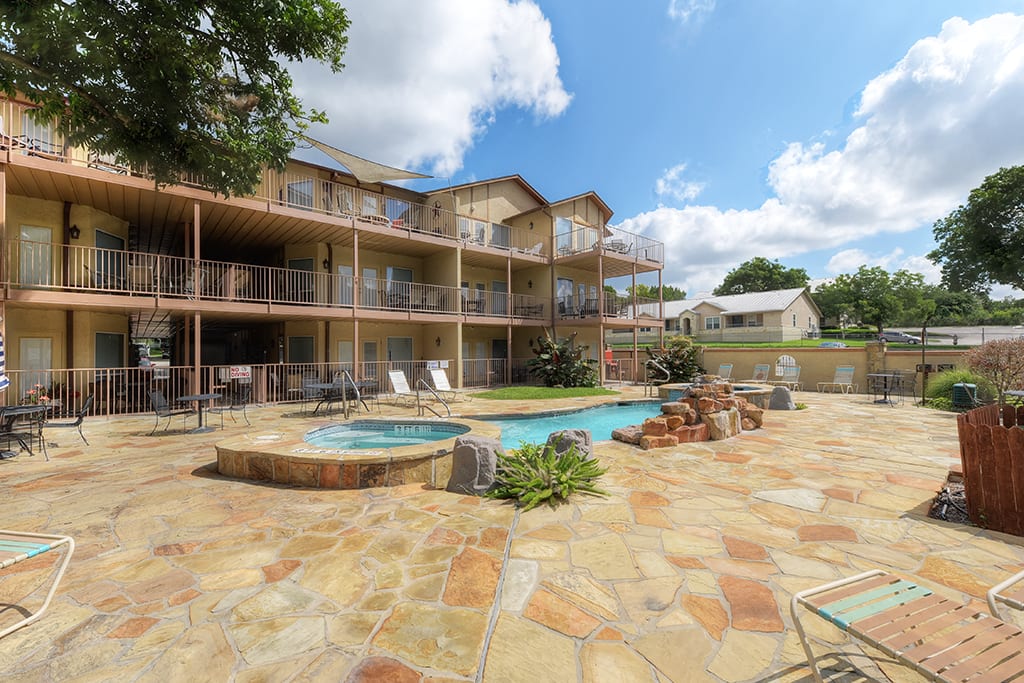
(0, 530), (75, 638)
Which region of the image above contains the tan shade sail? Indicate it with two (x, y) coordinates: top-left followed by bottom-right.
(302, 136), (432, 184)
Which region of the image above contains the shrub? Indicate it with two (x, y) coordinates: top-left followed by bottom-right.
(924, 368), (995, 405)
(964, 338), (1024, 404)
(487, 440), (608, 511)
(645, 335), (704, 383)
(526, 329), (598, 388)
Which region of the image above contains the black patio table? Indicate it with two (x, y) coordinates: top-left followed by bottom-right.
(0, 404), (48, 458)
(176, 393), (221, 433)
(867, 373), (903, 406)
(308, 381), (377, 414)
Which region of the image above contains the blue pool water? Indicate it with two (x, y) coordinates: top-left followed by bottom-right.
(487, 401), (662, 450)
(306, 421), (469, 450)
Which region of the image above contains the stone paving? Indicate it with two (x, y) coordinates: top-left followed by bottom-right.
(1, 388), (1023, 682)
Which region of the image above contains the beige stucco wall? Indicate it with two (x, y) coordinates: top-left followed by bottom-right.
(451, 179), (543, 224)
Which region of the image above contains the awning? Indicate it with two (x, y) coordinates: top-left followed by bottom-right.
(302, 136), (432, 184)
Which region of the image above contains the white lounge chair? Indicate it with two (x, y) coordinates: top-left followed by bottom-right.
(717, 363), (733, 379)
(768, 366), (802, 391)
(387, 370), (416, 406)
(0, 530), (75, 638)
(429, 368), (472, 402)
(747, 364), (770, 383)
(817, 365), (857, 394)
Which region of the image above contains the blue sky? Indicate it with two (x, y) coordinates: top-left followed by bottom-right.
(293, 1), (1024, 298)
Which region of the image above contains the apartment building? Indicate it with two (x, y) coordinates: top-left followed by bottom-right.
(0, 95), (663, 414)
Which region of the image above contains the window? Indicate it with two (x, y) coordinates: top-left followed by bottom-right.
(557, 277), (574, 315)
(705, 316), (721, 330)
(793, 313), (797, 327)
(19, 225), (53, 286)
(286, 179), (313, 210)
(287, 336), (315, 364)
(727, 315), (745, 328)
(490, 222), (511, 249)
(747, 314), (763, 327)
(363, 340), (378, 377)
(774, 354), (797, 377)
(22, 337), (53, 390)
(555, 217), (572, 254)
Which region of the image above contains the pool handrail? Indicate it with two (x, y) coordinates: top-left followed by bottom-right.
(415, 379), (451, 418)
(644, 360), (671, 397)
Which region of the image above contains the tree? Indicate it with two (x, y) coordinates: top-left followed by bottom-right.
(930, 166), (1024, 293)
(0, 1), (349, 197)
(964, 338), (1024, 405)
(713, 257), (809, 296)
(645, 336), (703, 383)
(813, 266), (927, 333)
(627, 284), (686, 301)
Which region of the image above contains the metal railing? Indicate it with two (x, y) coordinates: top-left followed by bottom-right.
(554, 225), (664, 264)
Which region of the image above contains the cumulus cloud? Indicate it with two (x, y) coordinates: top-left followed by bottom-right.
(290, 0), (571, 176)
(620, 14), (1024, 294)
(667, 0), (716, 25)
(655, 164), (706, 203)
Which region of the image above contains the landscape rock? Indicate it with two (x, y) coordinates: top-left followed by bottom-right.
(546, 429), (593, 460)
(768, 387), (795, 410)
(665, 415), (684, 430)
(661, 402), (690, 416)
(669, 423), (710, 442)
(612, 425), (643, 445)
(702, 408), (742, 440)
(640, 434), (679, 450)
(446, 436), (502, 495)
(643, 418), (668, 436)
(741, 405), (764, 428)
(697, 397), (724, 414)
(741, 417), (756, 431)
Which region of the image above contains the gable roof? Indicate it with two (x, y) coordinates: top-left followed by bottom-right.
(547, 191), (614, 222)
(664, 288), (818, 318)
(429, 174), (547, 205)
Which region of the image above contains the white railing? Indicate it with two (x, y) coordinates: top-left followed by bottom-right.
(554, 225), (664, 264)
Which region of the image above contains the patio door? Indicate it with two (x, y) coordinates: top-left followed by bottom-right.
(96, 230), (125, 290)
(287, 257), (314, 303)
(337, 265), (353, 305)
(337, 340), (353, 375)
(491, 280), (507, 316)
(361, 267), (378, 307)
(387, 337), (414, 383)
(19, 337), (52, 393)
(19, 225), (52, 287)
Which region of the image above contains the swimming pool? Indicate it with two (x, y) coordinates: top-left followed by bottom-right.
(305, 421), (470, 450)
(487, 401), (662, 450)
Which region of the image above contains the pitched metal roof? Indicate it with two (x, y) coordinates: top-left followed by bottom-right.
(664, 288), (816, 317)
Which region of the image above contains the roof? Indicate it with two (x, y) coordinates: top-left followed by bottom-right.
(428, 174), (548, 206)
(547, 191), (614, 222)
(663, 288), (818, 318)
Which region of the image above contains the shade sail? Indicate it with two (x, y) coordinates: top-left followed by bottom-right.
(302, 136), (432, 184)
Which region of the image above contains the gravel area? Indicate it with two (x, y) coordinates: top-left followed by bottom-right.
(928, 479), (973, 525)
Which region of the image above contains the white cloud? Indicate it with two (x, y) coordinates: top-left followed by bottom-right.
(619, 14), (1024, 295)
(826, 248), (905, 274)
(654, 164), (705, 203)
(667, 0), (716, 25)
(290, 0), (571, 176)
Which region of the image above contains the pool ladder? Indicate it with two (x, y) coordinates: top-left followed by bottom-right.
(644, 360), (670, 398)
(415, 379), (451, 418)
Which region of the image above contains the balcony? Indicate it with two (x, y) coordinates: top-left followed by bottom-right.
(554, 225), (663, 277)
(556, 294), (661, 321)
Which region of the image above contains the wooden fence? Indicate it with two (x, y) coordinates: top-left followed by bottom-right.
(957, 403), (1024, 535)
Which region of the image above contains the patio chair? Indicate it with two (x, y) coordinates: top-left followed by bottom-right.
(43, 394), (94, 446)
(387, 370), (417, 406)
(747, 364), (770, 383)
(987, 568), (1024, 620)
(429, 368), (472, 402)
(717, 363), (733, 379)
(0, 530), (75, 639)
(208, 384), (251, 427)
(817, 366), (857, 394)
(148, 389), (193, 434)
(792, 569), (1024, 683)
(768, 365), (802, 391)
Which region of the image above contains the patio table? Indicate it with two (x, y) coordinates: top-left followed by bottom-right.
(177, 393), (221, 433)
(867, 372), (903, 406)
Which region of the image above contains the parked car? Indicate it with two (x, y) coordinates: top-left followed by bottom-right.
(819, 341), (848, 348)
(879, 330), (922, 344)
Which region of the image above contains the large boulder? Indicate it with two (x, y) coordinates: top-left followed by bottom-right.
(612, 425), (643, 445)
(446, 435), (502, 495)
(668, 422), (710, 442)
(546, 429), (593, 460)
(741, 404), (764, 428)
(768, 386), (796, 410)
(643, 418), (668, 436)
(702, 407), (742, 440)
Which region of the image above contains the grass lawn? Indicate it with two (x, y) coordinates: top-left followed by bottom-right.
(474, 386), (620, 400)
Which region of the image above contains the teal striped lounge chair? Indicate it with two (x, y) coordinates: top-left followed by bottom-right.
(0, 530), (75, 638)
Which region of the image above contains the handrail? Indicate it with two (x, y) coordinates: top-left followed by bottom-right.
(415, 378), (451, 418)
(644, 359), (671, 397)
(340, 369), (375, 416)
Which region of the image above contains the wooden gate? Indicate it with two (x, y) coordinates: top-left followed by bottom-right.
(957, 404), (1024, 535)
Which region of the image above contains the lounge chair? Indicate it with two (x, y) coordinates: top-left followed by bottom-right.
(717, 363), (733, 379)
(817, 366), (857, 394)
(0, 529), (75, 639)
(387, 370), (416, 406)
(747, 364), (770, 383)
(429, 368), (472, 402)
(987, 568), (1024, 620)
(148, 389), (194, 434)
(43, 394), (94, 446)
(768, 366), (802, 391)
(792, 569), (1024, 683)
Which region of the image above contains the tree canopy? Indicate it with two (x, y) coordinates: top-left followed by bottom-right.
(930, 166), (1024, 293)
(627, 284), (686, 301)
(713, 257), (809, 295)
(814, 266), (928, 333)
(0, 1), (349, 196)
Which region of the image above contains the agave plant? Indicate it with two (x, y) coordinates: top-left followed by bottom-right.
(526, 329), (598, 387)
(487, 440), (608, 511)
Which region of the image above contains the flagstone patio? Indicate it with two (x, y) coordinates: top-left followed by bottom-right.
(1, 388), (1022, 681)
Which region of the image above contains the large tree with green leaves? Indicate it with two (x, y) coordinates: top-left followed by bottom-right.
(0, 1), (349, 196)
(814, 266), (928, 333)
(713, 257), (809, 295)
(626, 284), (686, 301)
(930, 166), (1024, 293)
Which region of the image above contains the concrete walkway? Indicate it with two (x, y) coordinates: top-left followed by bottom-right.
(1, 389), (1021, 681)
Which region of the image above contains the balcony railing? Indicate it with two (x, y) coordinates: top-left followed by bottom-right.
(554, 225), (664, 264)
(4, 240), (556, 321)
(555, 294), (661, 319)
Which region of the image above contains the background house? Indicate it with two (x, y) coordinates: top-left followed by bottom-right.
(666, 288), (821, 342)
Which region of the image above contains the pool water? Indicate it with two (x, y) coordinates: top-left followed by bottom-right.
(305, 421), (469, 450)
(487, 401), (662, 450)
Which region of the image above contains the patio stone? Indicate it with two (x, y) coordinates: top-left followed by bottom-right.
(524, 589), (602, 637)
(580, 641), (655, 681)
(373, 603), (487, 675)
(718, 576), (784, 632)
(442, 547), (502, 609)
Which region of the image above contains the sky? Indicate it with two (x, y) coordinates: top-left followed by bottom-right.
(290, 0), (1024, 299)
